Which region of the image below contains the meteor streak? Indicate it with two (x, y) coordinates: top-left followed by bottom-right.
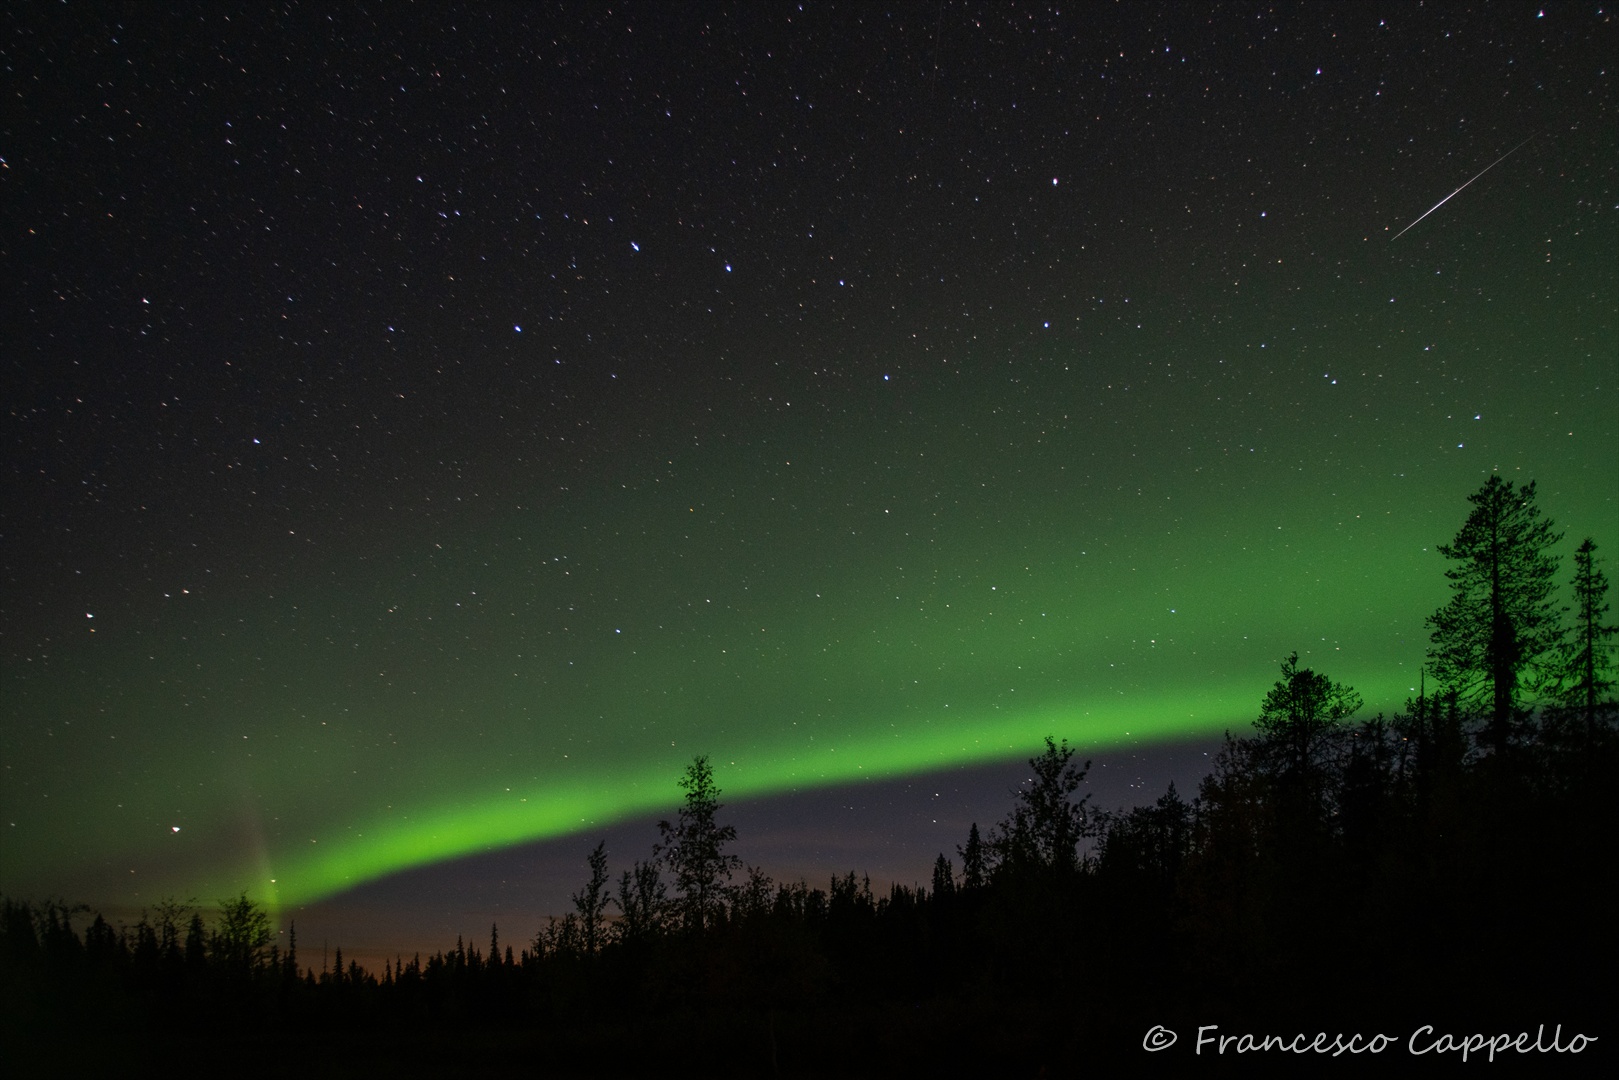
(1391, 136), (1535, 241)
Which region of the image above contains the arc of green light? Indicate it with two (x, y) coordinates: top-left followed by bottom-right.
(252, 676), (1412, 907)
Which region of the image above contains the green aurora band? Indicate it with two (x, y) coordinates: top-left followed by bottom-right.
(6, 348), (1612, 913)
(4, 301), (1614, 915)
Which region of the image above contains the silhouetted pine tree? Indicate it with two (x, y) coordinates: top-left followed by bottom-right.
(930, 854), (956, 901)
(1428, 476), (1564, 753)
(957, 823), (985, 891)
(1553, 537), (1617, 744)
(1253, 653), (1361, 801)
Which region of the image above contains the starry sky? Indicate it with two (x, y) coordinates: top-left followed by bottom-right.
(3, 3), (1615, 958)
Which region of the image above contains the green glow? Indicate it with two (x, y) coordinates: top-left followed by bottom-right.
(271, 697), (1193, 904)
(8, 383), (1600, 909)
(267, 669), (1441, 906)
(3, 113), (1613, 918)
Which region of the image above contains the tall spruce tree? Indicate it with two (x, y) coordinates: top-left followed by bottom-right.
(930, 853), (957, 900)
(1557, 538), (1617, 740)
(958, 822), (985, 890)
(1426, 476), (1563, 754)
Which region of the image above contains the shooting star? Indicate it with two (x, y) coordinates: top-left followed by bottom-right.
(1391, 136), (1535, 241)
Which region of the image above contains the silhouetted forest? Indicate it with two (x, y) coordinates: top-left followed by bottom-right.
(5, 478), (1615, 1077)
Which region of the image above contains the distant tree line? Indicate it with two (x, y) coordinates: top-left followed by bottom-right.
(4, 477), (1614, 1075)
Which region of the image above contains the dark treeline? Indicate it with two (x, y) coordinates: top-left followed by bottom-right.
(4, 477), (1615, 1076)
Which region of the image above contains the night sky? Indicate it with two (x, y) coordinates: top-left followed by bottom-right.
(3, 3), (1615, 961)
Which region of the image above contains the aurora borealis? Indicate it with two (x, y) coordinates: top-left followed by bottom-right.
(2, 4), (1615, 947)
